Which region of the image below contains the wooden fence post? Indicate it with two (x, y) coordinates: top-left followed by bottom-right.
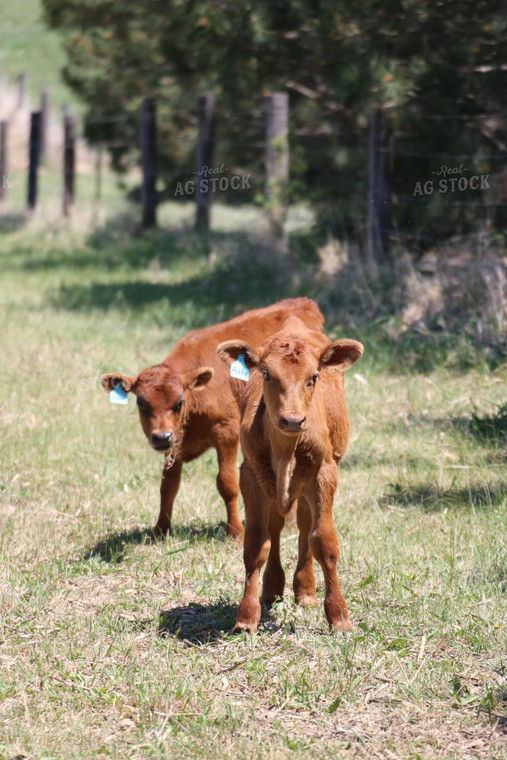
(0, 121), (7, 205)
(63, 114), (75, 216)
(195, 93), (215, 232)
(27, 111), (42, 210)
(92, 108), (104, 228)
(366, 108), (391, 264)
(40, 89), (49, 164)
(266, 92), (289, 245)
(17, 73), (26, 110)
(140, 98), (157, 227)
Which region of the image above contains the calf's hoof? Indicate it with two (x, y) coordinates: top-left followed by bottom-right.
(331, 617), (352, 633)
(233, 597), (261, 634)
(226, 522), (244, 542)
(232, 619), (257, 635)
(151, 524), (171, 542)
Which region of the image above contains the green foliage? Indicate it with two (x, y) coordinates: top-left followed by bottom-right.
(469, 403), (507, 445)
(40, 0), (507, 240)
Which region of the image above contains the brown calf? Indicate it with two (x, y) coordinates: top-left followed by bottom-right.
(101, 299), (324, 539)
(217, 316), (363, 632)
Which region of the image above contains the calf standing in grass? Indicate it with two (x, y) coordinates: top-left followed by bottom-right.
(218, 317), (363, 632)
(101, 299), (324, 539)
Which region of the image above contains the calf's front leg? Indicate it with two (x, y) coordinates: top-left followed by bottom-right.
(307, 465), (351, 632)
(234, 462), (271, 634)
(154, 459), (183, 538)
(293, 497), (318, 607)
(261, 509), (285, 606)
(310, 522), (351, 632)
(215, 438), (243, 539)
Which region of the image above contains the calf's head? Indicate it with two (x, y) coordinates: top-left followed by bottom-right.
(101, 364), (213, 453)
(218, 335), (363, 435)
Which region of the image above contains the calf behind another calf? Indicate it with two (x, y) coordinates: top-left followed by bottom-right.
(101, 299), (324, 539)
(218, 316), (363, 632)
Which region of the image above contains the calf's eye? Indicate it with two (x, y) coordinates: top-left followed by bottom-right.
(262, 371), (271, 382)
(137, 397), (150, 414)
(173, 399), (184, 413)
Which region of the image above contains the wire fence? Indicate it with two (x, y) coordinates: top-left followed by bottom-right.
(0, 77), (506, 253)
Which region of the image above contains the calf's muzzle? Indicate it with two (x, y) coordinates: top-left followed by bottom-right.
(151, 431), (173, 451)
(279, 414), (307, 432)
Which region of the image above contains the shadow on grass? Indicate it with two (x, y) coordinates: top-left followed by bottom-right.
(381, 483), (507, 512)
(451, 405), (507, 446)
(170, 521), (237, 542)
(158, 602), (237, 644)
(83, 526), (153, 563)
(48, 247), (292, 328)
(1, 213), (270, 275)
(158, 602), (283, 644)
(82, 520), (234, 565)
(4, 224), (213, 273)
(0, 212), (27, 233)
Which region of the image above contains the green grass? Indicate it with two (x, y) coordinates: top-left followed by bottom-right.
(0, 0), (79, 110)
(0, 207), (506, 759)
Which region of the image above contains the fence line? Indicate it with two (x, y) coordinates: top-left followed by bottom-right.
(1, 76), (506, 249)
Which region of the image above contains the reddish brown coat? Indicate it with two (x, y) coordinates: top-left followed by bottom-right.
(217, 316), (363, 632)
(101, 299), (324, 538)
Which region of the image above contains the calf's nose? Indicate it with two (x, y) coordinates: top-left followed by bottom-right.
(151, 431), (173, 449)
(279, 414), (306, 432)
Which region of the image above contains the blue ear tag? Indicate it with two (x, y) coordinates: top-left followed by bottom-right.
(230, 354), (249, 382)
(110, 382), (128, 405)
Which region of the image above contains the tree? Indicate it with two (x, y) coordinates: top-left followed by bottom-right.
(42, 0), (507, 241)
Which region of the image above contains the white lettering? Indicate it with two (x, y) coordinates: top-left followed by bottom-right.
(195, 163), (227, 178)
(436, 164), (465, 178)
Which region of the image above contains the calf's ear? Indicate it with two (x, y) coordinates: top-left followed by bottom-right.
(319, 340), (363, 371)
(216, 340), (261, 369)
(100, 373), (136, 393)
(183, 366), (214, 391)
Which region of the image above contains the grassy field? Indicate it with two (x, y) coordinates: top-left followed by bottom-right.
(0, 206), (506, 760)
(0, 0), (80, 110)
